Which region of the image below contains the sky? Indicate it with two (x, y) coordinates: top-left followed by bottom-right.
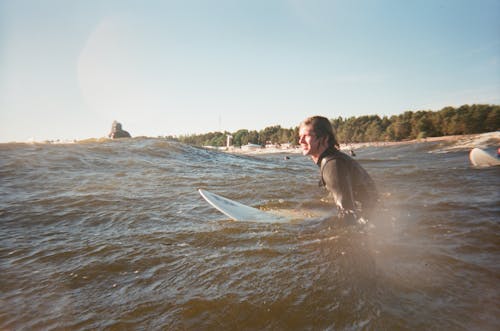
(1, 0), (499, 142)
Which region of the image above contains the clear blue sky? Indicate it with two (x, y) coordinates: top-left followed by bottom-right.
(1, 0), (499, 142)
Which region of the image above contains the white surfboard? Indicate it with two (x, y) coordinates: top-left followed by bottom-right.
(469, 148), (500, 167)
(198, 189), (290, 223)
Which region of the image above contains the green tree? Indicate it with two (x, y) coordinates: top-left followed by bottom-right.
(247, 130), (260, 145)
(365, 120), (383, 142)
(484, 106), (500, 132)
(233, 129), (249, 146)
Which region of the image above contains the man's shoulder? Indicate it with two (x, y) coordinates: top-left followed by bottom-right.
(321, 150), (351, 166)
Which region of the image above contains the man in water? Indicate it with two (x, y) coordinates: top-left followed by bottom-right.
(108, 121), (131, 139)
(299, 116), (378, 224)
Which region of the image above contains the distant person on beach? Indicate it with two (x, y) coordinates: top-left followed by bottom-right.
(299, 116), (378, 224)
(108, 121), (131, 139)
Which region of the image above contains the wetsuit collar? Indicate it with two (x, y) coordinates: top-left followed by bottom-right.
(317, 148), (336, 167)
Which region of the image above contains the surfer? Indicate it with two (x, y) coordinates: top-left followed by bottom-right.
(299, 116), (378, 224)
(108, 121), (131, 139)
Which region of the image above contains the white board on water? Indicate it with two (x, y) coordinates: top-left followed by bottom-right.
(198, 189), (290, 223)
(469, 148), (500, 167)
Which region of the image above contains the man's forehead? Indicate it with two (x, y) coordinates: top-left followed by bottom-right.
(299, 125), (313, 133)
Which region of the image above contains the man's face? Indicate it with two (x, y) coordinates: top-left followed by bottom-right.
(299, 125), (327, 158)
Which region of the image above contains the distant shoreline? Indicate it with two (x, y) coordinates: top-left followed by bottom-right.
(223, 132), (500, 155)
(2, 132), (498, 150)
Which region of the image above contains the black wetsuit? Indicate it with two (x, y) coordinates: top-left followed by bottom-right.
(317, 148), (378, 220)
(110, 130), (131, 139)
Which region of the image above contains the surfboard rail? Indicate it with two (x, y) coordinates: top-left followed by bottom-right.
(198, 189), (290, 223)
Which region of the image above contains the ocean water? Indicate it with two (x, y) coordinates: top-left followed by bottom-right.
(1, 135), (499, 330)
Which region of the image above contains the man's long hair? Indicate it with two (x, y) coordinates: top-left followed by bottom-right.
(300, 116), (340, 151)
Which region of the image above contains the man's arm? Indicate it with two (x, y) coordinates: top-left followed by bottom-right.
(322, 158), (356, 212)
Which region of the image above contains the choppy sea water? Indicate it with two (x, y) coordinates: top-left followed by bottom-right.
(1, 134), (499, 330)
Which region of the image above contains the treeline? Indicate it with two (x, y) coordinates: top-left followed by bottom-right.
(177, 126), (298, 147)
(175, 104), (499, 147)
